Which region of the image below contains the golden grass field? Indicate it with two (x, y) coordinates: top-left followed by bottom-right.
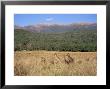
(14, 51), (97, 76)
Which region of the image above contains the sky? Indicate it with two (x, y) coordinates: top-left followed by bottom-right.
(14, 14), (97, 26)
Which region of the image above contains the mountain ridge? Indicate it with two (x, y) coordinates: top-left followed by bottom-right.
(14, 22), (97, 33)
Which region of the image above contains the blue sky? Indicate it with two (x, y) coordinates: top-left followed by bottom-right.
(14, 14), (97, 26)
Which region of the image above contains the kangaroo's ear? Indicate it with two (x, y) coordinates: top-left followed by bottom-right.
(67, 53), (70, 56)
(54, 53), (56, 55)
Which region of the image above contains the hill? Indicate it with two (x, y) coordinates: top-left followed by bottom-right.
(14, 28), (97, 52)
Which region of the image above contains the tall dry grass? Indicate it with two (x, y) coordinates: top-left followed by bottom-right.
(14, 51), (97, 76)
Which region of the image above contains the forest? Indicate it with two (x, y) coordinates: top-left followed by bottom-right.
(14, 29), (97, 52)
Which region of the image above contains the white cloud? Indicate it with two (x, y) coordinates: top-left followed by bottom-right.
(45, 17), (53, 21)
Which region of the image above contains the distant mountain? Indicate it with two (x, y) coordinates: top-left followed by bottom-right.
(14, 25), (24, 29)
(14, 23), (97, 33)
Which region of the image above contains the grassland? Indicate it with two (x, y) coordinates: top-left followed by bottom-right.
(14, 51), (96, 76)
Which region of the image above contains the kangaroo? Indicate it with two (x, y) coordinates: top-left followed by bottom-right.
(54, 53), (61, 64)
(54, 53), (60, 60)
(41, 57), (46, 63)
(64, 53), (74, 64)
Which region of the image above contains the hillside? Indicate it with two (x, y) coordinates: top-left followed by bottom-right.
(14, 29), (97, 52)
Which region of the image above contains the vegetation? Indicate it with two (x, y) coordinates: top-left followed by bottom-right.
(14, 29), (97, 76)
(14, 29), (97, 52)
(14, 51), (96, 76)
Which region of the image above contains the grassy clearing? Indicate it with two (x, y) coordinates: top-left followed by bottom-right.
(14, 51), (97, 76)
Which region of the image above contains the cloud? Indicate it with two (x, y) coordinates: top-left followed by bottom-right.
(45, 17), (53, 21)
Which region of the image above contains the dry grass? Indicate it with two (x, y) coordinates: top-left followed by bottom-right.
(14, 51), (97, 76)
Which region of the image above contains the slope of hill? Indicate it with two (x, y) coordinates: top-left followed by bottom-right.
(14, 28), (97, 52)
